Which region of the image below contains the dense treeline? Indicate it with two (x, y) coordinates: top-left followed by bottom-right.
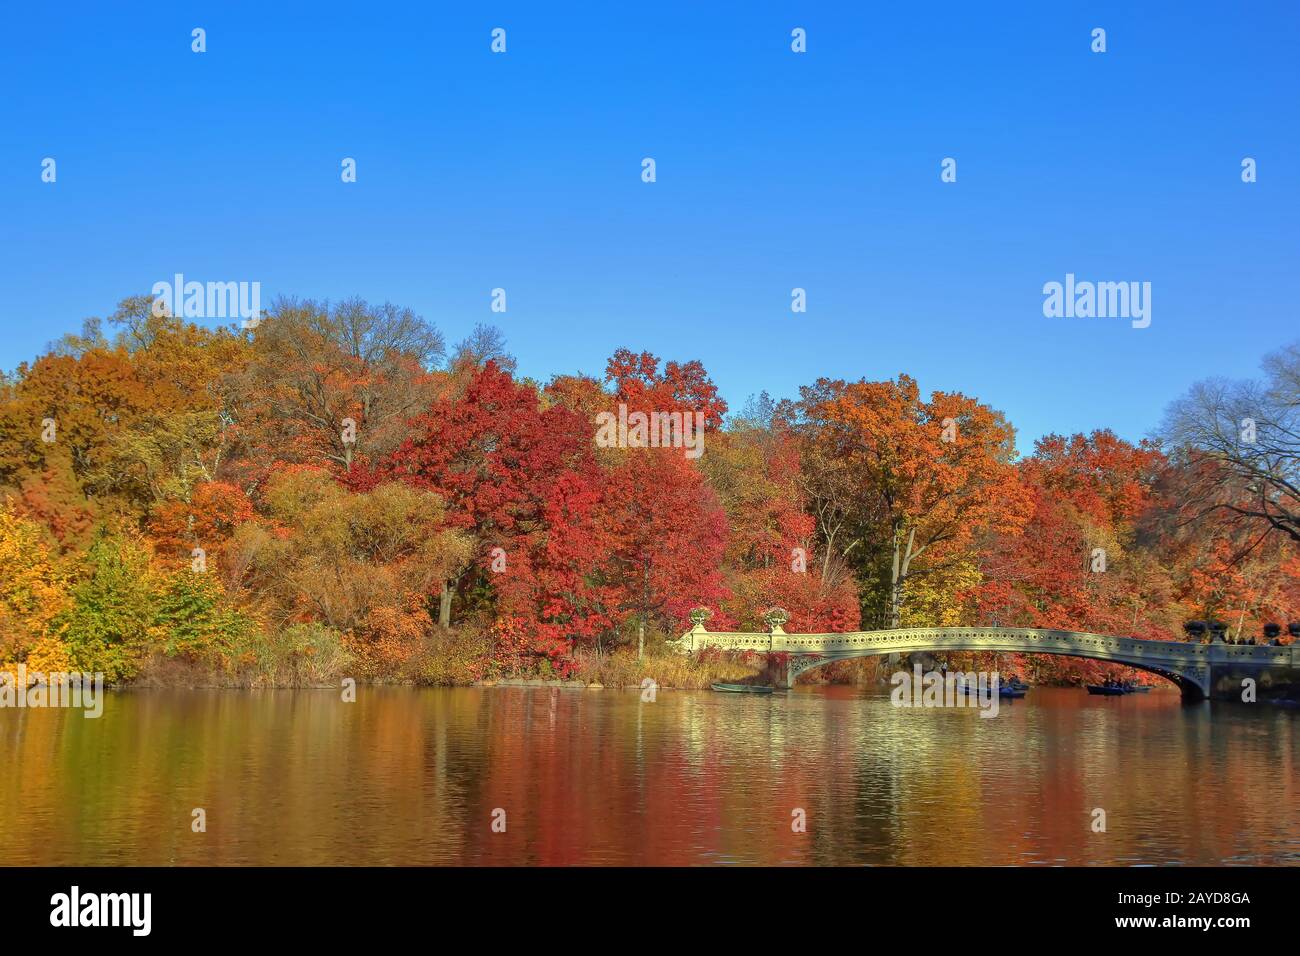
(1, 296), (1297, 687)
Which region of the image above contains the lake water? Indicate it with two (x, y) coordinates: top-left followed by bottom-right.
(2, 685), (1296, 865)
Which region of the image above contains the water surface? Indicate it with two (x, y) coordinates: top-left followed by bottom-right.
(1, 686), (1295, 865)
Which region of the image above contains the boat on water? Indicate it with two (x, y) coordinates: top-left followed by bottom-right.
(1128, 685), (1152, 693)
(1086, 684), (1127, 696)
(710, 683), (775, 694)
(957, 682), (1027, 699)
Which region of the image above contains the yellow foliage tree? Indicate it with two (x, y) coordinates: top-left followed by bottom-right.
(0, 505), (71, 671)
(900, 559), (982, 628)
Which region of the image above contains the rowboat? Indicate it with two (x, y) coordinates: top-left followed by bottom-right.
(957, 683), (1026, 699)
(710, 683), (774, 694)
(1086, 684), (1126, 696)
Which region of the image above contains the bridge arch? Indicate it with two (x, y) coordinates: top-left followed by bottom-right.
(783, 641), (1205, 698)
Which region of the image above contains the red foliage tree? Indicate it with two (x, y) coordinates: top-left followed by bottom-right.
(376, 362), (606, 662)
(976, 430), (1175, 683)
(593, 447), (731, 656)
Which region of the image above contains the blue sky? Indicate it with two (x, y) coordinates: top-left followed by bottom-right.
(2, 1), (1297, 451)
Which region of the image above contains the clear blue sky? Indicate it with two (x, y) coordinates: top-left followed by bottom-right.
(2, 1), (1297, 450)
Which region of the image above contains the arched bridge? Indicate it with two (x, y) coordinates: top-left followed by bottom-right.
(669, 620), (1300, 702)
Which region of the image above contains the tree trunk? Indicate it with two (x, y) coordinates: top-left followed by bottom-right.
(439, 581), (453, 628)
(637, 614), (646, 662)
(890, 530), (902, 629)
(889, 526), (915, 629)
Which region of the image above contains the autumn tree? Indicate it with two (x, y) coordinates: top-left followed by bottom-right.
(974, 431), (1175, 682)
(603, 348), (728, 430)
(232, 467), (470, 673)
(782, 375), (1029, 628)
(1150, 460), (1298, 639)
(228, 297), (445, 480)
(90, 302), (251, 511)
(594, 448), (730, 658)
(376, 362), (598, 641)
(0, 506), (70, 666)
(0, 349), (150, 498)
(704, 400), (858, 633)
(148, 480), (256, 581)
(0, 297), (251, 537)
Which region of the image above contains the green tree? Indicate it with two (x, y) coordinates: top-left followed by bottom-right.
(153, 570), (258, 670)
(57, 531), (158, 682)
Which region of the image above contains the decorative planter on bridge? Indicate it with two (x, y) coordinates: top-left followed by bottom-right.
(669, 618), (1300, 702)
